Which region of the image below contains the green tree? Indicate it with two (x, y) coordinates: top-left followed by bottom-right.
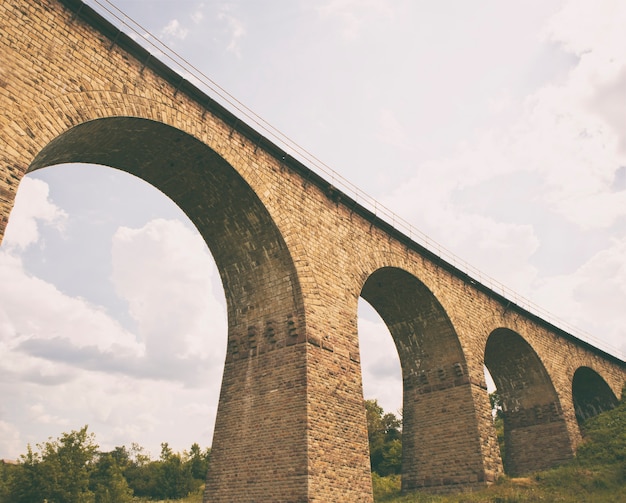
(6, 446), (50, 503)
(187, 442), (210, 482)
(0, 461), (13, 503)
(365, 399), (402, 476)
(154, 442), (195, 499)
(89, 451), (133, 503)
(122, 443), (158, 498)
(43, 426), (99, 503)
(7, 426), (98, 503)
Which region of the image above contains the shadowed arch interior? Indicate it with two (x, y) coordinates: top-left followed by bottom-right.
(361, 267), (483, 491)
(572, 366), (618, 426)
(485, 328), (573, 476)
(27, 116), (308, 500)
(29, 117), (303, 325)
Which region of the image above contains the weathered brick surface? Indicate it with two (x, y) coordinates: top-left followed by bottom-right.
(1, 1), (625, 501)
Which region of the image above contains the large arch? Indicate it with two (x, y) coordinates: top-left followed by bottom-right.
(361, 266), (484, 492)
(27, 116), (309, 501)
(484, 328), (572, 476)
(572, 366), (619, 427)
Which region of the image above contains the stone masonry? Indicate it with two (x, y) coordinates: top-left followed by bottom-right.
(1, 1), (625, 501)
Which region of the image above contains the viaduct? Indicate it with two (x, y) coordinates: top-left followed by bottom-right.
(1, 1), (625, 501)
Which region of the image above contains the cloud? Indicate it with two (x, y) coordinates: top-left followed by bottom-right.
(0, 251), (142, 355)
(532, 235), (626, 357)
(377, 107), (412, 151)
(317, 0), (394, 40)
(2, 177), (66, 251)
(358, 308), (402, 415)
(191, 4), (205, 25)
(217, 9), (246, 57)
(1, 217), (227, 387)
(161, 19), (189, 41)
(378, 0), (626, 296)
(0, 179), (227, 458)
(0, 422), (21, 461)
(111, 218), (227, 369)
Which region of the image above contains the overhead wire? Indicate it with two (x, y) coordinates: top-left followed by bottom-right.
(87, 0), (624, 361)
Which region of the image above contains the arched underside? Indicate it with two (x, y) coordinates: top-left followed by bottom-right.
(29, 117), (308, 501)
(572, 366), (618, 426)
(485, 328), (572, 476)
(361, 267), (485, 492)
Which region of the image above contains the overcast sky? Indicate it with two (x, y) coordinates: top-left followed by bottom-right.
(1, 0), (626, 460)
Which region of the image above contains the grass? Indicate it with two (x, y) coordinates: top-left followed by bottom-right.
(133, 486), (204, 503)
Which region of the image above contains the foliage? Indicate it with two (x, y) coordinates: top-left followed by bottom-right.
(366, 399), (402, 477)
(576, 393), (626, 466)
(1, 426), (210, 503)
(90, 451), (133, 503)
(4, 425), (99, 503)
(372, 472), (401, 501)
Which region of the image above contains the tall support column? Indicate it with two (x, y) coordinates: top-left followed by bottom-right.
(205, 313), (310, 502)
(402, 372), (492, 492)
(305, 330), (374, 502)
(205, 313), (374, 502)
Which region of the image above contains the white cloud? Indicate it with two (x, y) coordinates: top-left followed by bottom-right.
(2, 177), (66, 251)
(533, 236), (626, 357)
(0, 249), (142, 357)
(0, 179), (226, 459)
(191, 4), (205, 25)
(378, 0), (626, 298)
(358, 305), (402, 415)
(217, 10), (246, 57)
(0, 422), (22, 461)
(111, 218), (226, 364)
(161, 19), (189, 41)
(377, 107), (412, 151)
(317, 0), (394, 40)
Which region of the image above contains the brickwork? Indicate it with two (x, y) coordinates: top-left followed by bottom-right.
(1, 1), (625, 501)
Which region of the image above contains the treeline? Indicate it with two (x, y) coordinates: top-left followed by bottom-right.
(0, 426), (210, 503)
(1, 400), (401, 503)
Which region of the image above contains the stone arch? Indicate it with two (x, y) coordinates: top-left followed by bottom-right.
(484, 328), (573, 476)
(360, 266), (484, 492)
(572, 366), (618, 427)
(24, 116), (309, 500)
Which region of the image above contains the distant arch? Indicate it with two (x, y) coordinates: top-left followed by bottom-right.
(484, 328), (572, 475)
(572, 366), (618, 427)
(361, 267), (482, 492)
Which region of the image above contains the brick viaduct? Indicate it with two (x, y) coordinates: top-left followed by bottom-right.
(2, 1), (625, 501)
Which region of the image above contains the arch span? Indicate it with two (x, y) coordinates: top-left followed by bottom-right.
(361, 267), (485, 492)
(28, 116), (309, 501)
(572, 366), (619, 427)
(485, 328), (572, 475)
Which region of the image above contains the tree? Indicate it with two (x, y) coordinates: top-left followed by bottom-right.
(122, 443), (158, 498)
(7, 426), (99, 503)
(365, 399), (402, 476)
(187, 442), (210, 482)
(153, 442), (195, 499)
(89, 452), (133, 503)
(6, 446), (49, 503)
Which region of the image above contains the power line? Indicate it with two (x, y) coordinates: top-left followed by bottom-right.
(86, 0), (624, 361)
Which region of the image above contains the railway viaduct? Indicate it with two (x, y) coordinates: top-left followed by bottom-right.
(2, 1), (625, 501)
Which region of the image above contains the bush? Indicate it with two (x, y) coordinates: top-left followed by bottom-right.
(372, 473), (401, 501)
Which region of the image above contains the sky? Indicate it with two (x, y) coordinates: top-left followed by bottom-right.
(1, 0), (626, 460)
